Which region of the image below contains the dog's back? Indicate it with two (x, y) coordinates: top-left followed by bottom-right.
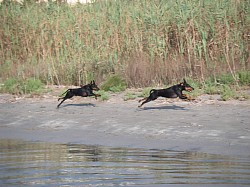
(154, 85), (181, 98)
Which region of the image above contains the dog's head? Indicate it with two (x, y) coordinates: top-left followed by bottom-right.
(180, 79), (194, 92)
(89, 80), (100, 91)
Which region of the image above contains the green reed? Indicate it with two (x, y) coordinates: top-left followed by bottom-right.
(0, 0), (249, 87)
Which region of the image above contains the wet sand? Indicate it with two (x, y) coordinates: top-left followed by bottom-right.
(0, 93), (250, 156)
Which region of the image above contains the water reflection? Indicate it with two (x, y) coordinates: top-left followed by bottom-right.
(0, 139), (250, 186)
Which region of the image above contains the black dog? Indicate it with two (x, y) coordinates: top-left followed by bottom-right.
(57, 80), (100, 108)
(138, 79), (194, 107)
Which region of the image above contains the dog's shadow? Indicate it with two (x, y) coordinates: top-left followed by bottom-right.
(140, 105), (186, 111)
(60, 103), (96, 108)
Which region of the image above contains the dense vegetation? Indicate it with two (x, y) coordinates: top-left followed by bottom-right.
(0, 0), (249, 91)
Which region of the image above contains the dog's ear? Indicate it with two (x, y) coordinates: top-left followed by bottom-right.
(90, 80), (93, 84)
(92, 80), (95, 84)
(183, 79), (187, 83)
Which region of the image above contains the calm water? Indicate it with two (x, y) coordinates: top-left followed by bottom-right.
(0, 139), (250, 186)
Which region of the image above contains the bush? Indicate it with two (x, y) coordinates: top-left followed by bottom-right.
(124, 92), (138, 101)
(216, 74), (235, 85)
(209, 71), (250, 86)
(1, 78), (44, 94)
(238, 71), (250, 86)
(95, 90), (109, 101)
(202, 73), (250, 101)
(1, 78), (20, 94)
(101, 75), (127, 92)
(21, 78), (44, 94)
(221, 85), (237, 101)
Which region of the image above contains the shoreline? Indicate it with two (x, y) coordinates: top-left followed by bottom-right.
(0, 93), (250, 157)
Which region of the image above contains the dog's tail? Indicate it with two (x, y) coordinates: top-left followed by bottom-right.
(150, 89), (156, 94)
(59, 89), (70, 97)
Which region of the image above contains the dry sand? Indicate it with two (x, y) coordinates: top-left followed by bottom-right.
(0, 91), (250, 156)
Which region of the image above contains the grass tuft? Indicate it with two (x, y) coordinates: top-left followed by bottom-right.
(95, 90), (109, 101)
(238, 71), (250, 86)
(101, 74), (127, 92)
(1, 78), (44, 95)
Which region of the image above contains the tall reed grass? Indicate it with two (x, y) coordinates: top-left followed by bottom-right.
(0, 0), (249, 87)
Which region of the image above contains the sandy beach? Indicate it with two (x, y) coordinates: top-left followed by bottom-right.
(0, 93), (250, 157)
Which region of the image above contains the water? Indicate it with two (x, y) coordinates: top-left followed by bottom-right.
(0, 139), (250, 186)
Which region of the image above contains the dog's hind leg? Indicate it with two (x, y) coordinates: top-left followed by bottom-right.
(138, 91), (158, 107)
(57, 98), (66, 108)
(58, 97), (64, 101)
(138, 97), (147, 103)
(57, 92), (74, 108)
(138, 97), (152, 107)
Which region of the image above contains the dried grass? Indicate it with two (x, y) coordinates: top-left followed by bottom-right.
(0, 0), (249, 87)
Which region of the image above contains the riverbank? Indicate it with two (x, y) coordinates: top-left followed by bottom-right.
(0, 93), (250, 157)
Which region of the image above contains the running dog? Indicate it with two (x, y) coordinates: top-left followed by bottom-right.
(138, 79), (194, 107)
(57, 80), (100, 108)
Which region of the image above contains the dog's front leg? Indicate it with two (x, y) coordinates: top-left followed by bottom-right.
(181, 93), (194, 101)
(176, 91), (187, 100)
(94, 93), (101, 99)
(185, 95), (194, 101)
(87, 91), (100, 99)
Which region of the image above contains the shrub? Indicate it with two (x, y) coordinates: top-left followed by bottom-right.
(124, 92), (138, 101)
(101, 75), (127, 92)
(95, 90), (109, 101)
(1, 78), (20, 94)
(216, 74), (235, 85)
(1, 78), (44, 94)
(238, 71), (250, 86)
(221, 85), (237, 101)
(21, 78), (44, 94)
